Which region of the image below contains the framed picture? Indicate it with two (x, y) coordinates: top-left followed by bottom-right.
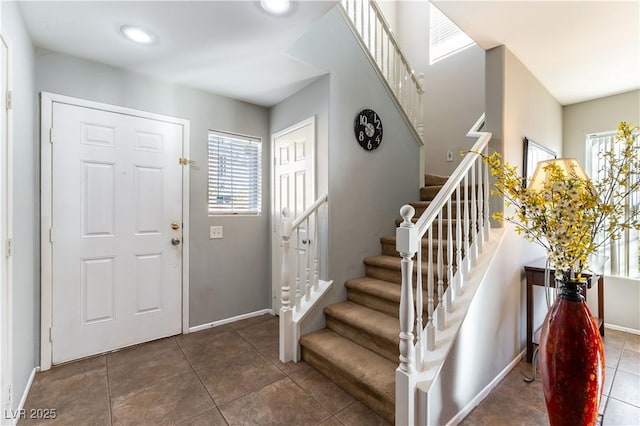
(523, 137), (557, 187)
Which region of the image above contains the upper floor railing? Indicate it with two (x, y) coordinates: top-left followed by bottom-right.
(395, 115), (492, 425)
(340, 0), (424, 142)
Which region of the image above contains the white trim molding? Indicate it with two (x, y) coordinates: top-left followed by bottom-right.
(189, 309), (274, 333)
(605, 323), (640, 336)
(39, 92), (191, 370)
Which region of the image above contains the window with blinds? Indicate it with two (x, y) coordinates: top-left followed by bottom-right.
(587, 131), (639, 278)
(429, 3), (475, 65)
(208, 131), (262, 215)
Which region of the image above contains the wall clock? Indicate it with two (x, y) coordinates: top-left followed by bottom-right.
(354, 108), (383, 151)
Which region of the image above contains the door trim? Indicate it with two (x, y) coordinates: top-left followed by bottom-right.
(270, 116), (316, 313)
(0, 33), (13, 414)
(40, 92), (191, 370)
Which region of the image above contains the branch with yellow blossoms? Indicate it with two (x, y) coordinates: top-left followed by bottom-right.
(472, 121), (640, 281)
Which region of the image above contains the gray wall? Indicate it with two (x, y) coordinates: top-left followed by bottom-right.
(2, 1), (38, 410)
(396, 1), (486, 178)
(35, 50), (272, 328)
(285, 7), (422, 331)
(563, 89), (640, 331)
(429, 45), (562, 424)
(563, 90), (640, 164)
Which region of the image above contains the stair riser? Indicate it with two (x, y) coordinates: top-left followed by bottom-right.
(301, 347), (394, 423)
(325, 316), (398, 363)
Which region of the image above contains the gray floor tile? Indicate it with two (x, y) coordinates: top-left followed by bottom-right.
(219, 378), (331, 426)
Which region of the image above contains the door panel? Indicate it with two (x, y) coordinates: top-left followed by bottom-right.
(51, 102), (183, 363)
(272, 119), (315, 312)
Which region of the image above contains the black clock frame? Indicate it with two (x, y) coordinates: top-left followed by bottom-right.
(354, 109), (383, 151)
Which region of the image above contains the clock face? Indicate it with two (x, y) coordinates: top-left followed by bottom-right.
(354, 109), (383, 151)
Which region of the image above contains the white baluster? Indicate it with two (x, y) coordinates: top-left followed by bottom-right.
(455, 187), (463, 294)
(313, 210), (319, 292)
(470, 162), (478, 267)
(483, 145), (491, 241)
(279, 207), (293, 362)
(426, 226), (435, 351)
(396, 205), (417, 373)
(436, 215), (445, 330)
(463, 174), (471, 276)
(415, 243), (423, 370)
(417, 74), (424, 141)
(296, 227), (301, 311)
(305, 218), (311, 302)
(477, 157), (485, 252)
(446, 199), (454, 313)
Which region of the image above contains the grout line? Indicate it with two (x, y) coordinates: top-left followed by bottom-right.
(105, 355), (114, 426)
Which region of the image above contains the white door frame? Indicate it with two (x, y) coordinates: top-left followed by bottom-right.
(40, 93), (191, 370)
(0, 33), (14, 414)
(270, 116), (316, 313)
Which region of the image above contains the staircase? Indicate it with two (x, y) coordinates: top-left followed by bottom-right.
(299, 174), (455, 423)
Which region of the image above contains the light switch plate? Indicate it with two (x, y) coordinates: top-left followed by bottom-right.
(447, 150), (454, 162)
(210, 226), (223, 239)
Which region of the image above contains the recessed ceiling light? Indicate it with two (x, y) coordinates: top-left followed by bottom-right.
(260, 0), (291, 15)
(120, 25), (156, 45)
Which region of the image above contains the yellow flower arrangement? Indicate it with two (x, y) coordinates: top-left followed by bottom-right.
(481, 121), (640, 281)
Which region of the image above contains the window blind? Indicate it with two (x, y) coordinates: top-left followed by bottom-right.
(208, 131), (262, 215)
(587, 131), (639, 277)
(429, 3), (475, 64)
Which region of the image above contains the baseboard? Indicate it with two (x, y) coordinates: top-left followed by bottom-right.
(446, 350), (526, 426)
(188, 309), (274, 333)
(605, 323), (640, 336)
(8, 367), (38, 426)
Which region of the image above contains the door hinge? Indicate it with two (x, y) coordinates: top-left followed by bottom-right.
(5, 90), (12, 110)
(6, 238), (12, 257)
(49, 327), (53, 342)
(49, 128), (54, 144)
(49, 228), (54, 243)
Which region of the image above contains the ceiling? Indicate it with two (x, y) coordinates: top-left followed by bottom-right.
(433, 0), (640, 106)
(18, 1), (337, 107)
(17, 1), (640, 108)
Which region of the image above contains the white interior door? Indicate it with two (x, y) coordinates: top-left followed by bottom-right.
(51, 102), (184, 364)
(272, 118), (315, 313)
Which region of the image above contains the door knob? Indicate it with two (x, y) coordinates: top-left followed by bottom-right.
(171, 238), (181, 246)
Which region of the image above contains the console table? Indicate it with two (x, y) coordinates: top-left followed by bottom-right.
(524, 258), (604, 363)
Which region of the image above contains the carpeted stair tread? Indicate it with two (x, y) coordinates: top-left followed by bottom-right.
(346, 277), (403, 302)
(420, 185), (444, 201)
(346, 276), (430, 317)
(324, 301), (399, 345)
(364, 255), (431, 273)
(300, 329), (395, 422)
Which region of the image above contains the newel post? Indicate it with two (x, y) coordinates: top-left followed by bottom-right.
(279, 207), (293, 363)
(395, 205), (418, 426)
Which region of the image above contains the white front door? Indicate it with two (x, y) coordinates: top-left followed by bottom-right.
(272, 118), (315, 312)
(50, 102), (184, 364)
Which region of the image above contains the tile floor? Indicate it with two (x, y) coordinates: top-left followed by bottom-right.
(461, 328), (640, 426)
(18, 314), (390, 426)
(17, 315), (640, 426)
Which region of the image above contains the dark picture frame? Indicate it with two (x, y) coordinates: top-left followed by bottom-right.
(523, 137), (557, 187)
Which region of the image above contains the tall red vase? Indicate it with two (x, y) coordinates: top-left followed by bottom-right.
(539, 280), (605, 426)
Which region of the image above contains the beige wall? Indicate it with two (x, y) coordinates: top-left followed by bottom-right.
(563, 90), (640, 166)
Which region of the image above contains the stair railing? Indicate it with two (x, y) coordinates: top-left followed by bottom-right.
(279, 194), (331, 363)
(339, 0), (424, 142)
(395, 115), (492, 425)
